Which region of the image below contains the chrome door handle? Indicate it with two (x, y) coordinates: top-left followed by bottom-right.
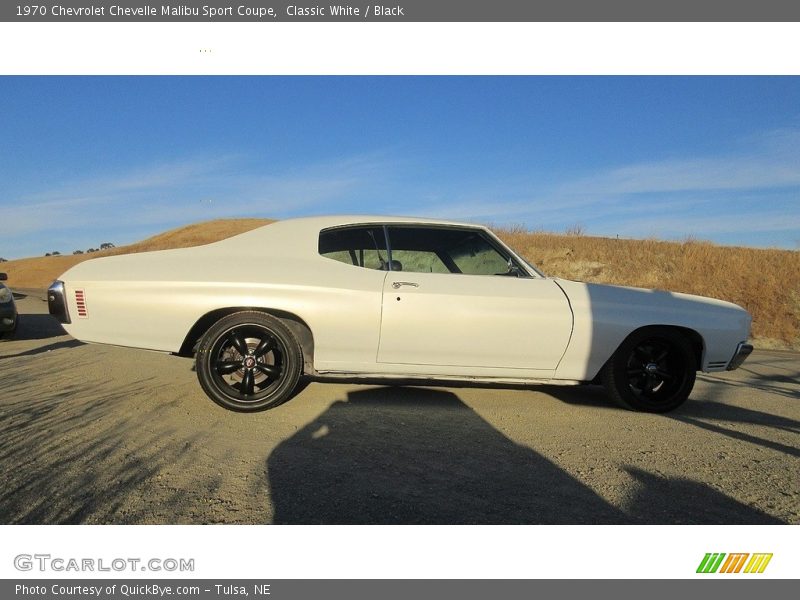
(392, 281), (420, 289)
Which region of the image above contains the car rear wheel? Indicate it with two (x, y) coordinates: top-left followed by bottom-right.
(602, 327), (696, 413)
(195, 311), (303, 412)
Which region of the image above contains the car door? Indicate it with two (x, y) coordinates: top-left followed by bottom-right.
(376, 226), (572, 373)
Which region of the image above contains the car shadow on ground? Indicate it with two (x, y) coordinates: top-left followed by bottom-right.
(536, 383), (617, 409)
(0, 339), (84, 360)
(266, 386), (783, 524)
(12, 313), (69, 341)
(0, 313), (84, 359)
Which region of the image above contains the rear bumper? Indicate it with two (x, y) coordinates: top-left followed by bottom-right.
(47, 280), (71, 324)
(727, 342), (753, 371)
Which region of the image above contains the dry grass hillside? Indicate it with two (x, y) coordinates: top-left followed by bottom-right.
(2, 218), (797, 350)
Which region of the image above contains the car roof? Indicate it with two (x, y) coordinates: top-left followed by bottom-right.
(212, 215), (490, 258)
(265, 214), (486, 230)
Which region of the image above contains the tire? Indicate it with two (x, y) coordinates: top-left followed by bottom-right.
(602, 327), (696, 413)
(195, 311), (303, 412)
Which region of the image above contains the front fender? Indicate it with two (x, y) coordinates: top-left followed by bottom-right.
(553, 279), (751, 380)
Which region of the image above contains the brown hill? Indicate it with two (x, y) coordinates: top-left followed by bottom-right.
(2, 218), (797, 350)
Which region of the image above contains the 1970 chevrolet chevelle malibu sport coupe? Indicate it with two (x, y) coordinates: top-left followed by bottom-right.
(47, 216), (753, 413)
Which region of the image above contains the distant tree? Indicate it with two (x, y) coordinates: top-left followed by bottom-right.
(100, 242), (115, 250)
(73, 250), (84, 255)
(52, 251), (61, 256)
(87, 248), (97, 253)
(45, 252), (51, 257)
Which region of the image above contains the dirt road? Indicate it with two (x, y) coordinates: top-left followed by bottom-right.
(1, 291), (798, 524)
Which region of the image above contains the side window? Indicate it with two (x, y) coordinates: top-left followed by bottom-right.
(386, 226), (515, 276)
(388, 249), (450, 274)
(319, 226), (388, 270)
(447, 234), (511, 276)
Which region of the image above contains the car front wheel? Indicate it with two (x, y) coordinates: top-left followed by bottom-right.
(602, 327), (696, 413)
(195, 311), (303, 412)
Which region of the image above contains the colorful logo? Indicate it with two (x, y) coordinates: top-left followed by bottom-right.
(697, 553), (773, 574)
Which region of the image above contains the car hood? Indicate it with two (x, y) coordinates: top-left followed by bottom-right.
(553, 277), (750, 325)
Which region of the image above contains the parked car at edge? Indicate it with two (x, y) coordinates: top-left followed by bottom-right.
(0, 272), (18, 339)
(47, 216), (753, 413)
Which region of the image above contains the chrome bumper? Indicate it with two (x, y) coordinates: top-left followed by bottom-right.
(727, 342), (753, 371)
(47, 280), (71, 324)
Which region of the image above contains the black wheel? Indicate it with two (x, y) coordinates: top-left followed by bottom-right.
(602, 327), (696, 413)
(195, 311), (303, 412)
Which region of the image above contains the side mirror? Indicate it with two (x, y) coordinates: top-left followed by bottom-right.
(505, 259), (526, 278)
(0, 273), (7, 281)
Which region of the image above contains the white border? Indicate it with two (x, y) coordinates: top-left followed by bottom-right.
(1, 22), (800, 74)
(1, 525), (796, 579)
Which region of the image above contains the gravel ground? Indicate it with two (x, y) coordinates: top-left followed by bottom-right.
(1, 290), (798, 524)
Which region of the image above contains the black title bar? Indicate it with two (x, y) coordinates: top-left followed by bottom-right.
(4, 0), (800, 22)
(3, 580), (797, 600)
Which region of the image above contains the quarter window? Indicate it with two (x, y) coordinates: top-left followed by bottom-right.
(319, 226), (389, 270)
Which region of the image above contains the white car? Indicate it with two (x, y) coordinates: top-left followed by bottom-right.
(47, 216), (753, 413)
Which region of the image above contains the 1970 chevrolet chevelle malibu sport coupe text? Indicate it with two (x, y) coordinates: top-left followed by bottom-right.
(47, 216), (753, 413)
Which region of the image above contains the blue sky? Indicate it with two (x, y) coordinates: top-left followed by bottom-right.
(1, 76), (799, 258)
